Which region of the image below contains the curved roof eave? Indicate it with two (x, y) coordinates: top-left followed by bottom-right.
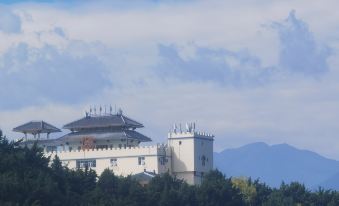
(13, 121), (61, 134)
(63, 114), (144, 130)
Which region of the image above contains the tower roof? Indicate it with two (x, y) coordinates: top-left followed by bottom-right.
(13, 121), (61, 134)
(63, 114), (144, 131)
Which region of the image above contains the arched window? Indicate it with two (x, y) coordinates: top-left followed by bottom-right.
(202, 155), (206, 166)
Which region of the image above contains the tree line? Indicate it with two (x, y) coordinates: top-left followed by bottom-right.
(1, 131), (339, 206)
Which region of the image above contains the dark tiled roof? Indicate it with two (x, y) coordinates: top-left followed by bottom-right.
(124, 130), (151, 142)
(13, 121), (61, 134)
(58, 129), (151, 142)
(63, 114), (143, 130)
(132, 171), (156, 182)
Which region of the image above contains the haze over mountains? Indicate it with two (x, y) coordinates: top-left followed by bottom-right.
(214, 142), (339, 190)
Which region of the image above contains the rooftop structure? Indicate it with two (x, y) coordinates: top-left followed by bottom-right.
(58, 129), (151, 142)
(63, 112), (143, 131)
(14, 108), (151, 151)
(132, 171), (156, 186)
(59, 109), (151, 149)
(13, 120), (61, 140)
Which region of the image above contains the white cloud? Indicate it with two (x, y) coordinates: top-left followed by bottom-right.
(1, 1), (339, 160)
(0, 41), (111, 109)
(272, 10), (331, 76)
(0, 6), (21, 34)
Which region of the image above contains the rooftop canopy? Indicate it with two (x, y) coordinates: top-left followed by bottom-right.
(58, 129), (151, 142)
(13, 121), (61, 134)
(63, 114), (144, 131)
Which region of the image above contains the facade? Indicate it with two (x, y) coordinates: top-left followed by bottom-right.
(14, 109), (214, 185)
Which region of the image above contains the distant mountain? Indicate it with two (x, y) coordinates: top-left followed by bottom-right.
(214, 142), (339, 189)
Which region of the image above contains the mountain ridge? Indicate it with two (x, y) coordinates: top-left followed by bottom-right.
(214, 142), (339, 189)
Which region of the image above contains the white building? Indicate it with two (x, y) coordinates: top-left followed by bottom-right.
(13, 109), (214, 185)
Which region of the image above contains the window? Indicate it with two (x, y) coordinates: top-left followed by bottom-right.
(76, 159), (96, 169)
(201, 155), (206, 167)
(159, 157), (166, 165)
(138, 156), (145, 165)
(110, 158), (117, 167)
(179, 141), (182, 145)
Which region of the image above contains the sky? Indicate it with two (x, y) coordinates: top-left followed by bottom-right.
(1, 0), (339, 159)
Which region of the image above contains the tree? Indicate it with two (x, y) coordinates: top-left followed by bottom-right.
(251, 179), (272, 205)
(147, 172), (187, 206)
(263, 182), (311, 206)
(115, 175), (147, 206)
(0, 134), (65, 205)
(232, 177), (257, 205)
(197, 170), (245, 206)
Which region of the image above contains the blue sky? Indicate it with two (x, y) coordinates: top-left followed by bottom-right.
(1, 0), (339, 159)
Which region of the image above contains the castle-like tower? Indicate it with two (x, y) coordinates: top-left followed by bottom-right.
(168, 123), (214, 184)
(13, 109), (214, 185)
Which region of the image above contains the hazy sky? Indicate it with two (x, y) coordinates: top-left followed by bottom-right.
(1, 0), (339, 159)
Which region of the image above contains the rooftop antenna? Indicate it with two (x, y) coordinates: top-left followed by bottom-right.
(110, 105), (112, 115)
(118, 108), (123, 115)
(94, 106), (97, 115)
(99, 105), (102, 116)
(89, 106), (92, 116)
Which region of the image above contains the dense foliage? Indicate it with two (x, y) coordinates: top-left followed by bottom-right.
(1, 131), (339, 206)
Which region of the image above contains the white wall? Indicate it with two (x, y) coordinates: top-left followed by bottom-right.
(46, 144), (171, 176)
(43, 129), (214, 185)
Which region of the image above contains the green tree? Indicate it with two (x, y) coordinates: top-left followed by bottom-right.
(232, 177), (257, 205)
(263, 182), (311, 206)
(197, 170), (245, 206)
(147, 172), (187, 206)
(251, 179), (272, 205)
(65, 167), (97, 205)
(0, 134), (65, 205)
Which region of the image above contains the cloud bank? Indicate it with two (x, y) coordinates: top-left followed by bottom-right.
(0, 1), (339, 160)
(0, 42), (110, 109)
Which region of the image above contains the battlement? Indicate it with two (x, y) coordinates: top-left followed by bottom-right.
(45, 144), (169, 159)
(168, 122), (214, 139)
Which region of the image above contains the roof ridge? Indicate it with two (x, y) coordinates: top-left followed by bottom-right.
(122, 115), (143, 127)
(121, 114), (126, 124)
